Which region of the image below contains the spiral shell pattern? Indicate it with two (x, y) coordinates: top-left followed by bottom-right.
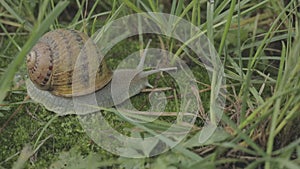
(26, 29), (112, 97)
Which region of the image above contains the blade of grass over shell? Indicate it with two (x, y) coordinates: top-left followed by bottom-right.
(0, 1), (69, 104)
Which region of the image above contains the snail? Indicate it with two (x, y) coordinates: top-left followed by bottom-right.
(26, 29), (175, 115)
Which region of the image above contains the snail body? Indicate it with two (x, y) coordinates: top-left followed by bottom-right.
(26, 29), (173, 115)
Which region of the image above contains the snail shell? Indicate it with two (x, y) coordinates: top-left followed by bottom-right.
(26, 29), (175, 115)
(26, 29), (112, 97)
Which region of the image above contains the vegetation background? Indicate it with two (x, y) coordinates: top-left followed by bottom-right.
(0, 0), (299, 168)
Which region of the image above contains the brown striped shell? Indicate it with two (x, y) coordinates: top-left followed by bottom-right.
(26, 29), (112, 97)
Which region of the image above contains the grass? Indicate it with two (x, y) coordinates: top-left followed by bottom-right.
(0, 0), (300, 168)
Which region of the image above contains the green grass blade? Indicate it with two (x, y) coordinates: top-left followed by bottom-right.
(122, 0), (144, 13)
(217, 0), (236, 55)
(0, 1), (69, 104)
(0, 0), (32, 30)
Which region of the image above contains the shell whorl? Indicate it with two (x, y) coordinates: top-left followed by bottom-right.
(26, 29), (112, 97)
(27, 42), (53, 90)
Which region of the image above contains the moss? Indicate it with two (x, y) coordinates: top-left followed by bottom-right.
(0, 1), (222, 168)
(0, 102), (117, 168)
(0, 31), (213, 168)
